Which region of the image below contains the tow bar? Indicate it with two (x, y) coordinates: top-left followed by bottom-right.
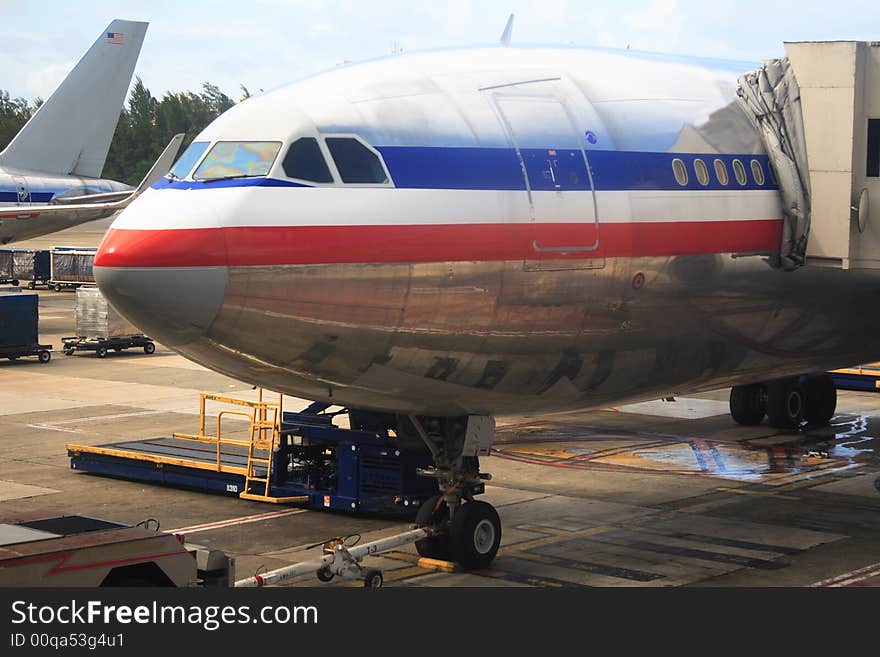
(235, 527), (434, 588)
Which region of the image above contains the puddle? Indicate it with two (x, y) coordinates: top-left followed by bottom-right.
(494, 412), (880, 483)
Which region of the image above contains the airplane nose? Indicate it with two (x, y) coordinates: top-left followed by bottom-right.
(94, 227), (228, 346)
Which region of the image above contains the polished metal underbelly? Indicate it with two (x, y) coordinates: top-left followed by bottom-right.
(167, 253), (880, 416)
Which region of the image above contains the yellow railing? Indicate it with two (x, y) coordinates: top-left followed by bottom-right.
(171, 390), (284, 473)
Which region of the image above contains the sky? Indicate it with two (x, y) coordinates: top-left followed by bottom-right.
(1, 0), (879, 101)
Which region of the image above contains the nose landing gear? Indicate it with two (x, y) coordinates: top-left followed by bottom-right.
(408, 415), (502, 570)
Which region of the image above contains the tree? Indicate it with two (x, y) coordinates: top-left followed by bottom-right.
(0, 90), (37, 149)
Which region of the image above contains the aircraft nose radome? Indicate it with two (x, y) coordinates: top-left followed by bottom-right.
(94, 228), (228, 346)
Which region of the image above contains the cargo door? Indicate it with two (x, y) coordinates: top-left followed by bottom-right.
(487, 83), (603, 271)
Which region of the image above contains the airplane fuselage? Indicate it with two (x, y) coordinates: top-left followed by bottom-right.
(94, 46), (880, 416)
(0, 170), (129, 244)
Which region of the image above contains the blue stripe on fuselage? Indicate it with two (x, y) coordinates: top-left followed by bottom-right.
(379, 147), (776, 192)
(0, 191), (56, 203)
(150, 148), (778, 193)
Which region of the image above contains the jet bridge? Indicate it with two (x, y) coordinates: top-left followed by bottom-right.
(738, 41), (880, 270)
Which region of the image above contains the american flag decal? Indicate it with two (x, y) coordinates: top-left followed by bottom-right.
(106, 32), (124, 44)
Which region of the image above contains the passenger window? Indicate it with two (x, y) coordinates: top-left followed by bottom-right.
(325, 137), (388, 184)
(672, 158), (688, 185)
(868, 119), (880, 177)
(282, 138), (333, 183)
(194, 141), (281, 180)
(750, 160), (765, 185)
(694, 159), (709, 186)
(713, 159), (729, 186)
(732, 159), (747, 185)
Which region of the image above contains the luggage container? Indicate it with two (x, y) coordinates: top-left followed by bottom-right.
(8, 248), (51, 288)
(0, 290), (52, 363)
(62, 286), (154, 357)
(0, 250), (16, 286)
(74, 286), (140, 338)
(48, 247), (96, 291)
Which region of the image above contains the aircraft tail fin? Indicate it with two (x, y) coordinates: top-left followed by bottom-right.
(0, 19), (148, 178)
(500, 14), (514, 47)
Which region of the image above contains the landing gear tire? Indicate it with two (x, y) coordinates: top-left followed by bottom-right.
(414, 494), (451, 560)
(316, 568), (334, 583)
(804, 374), (837, 425)
(363, 569), (383, 588)
(766, 379), (805, 430)
(449, 500), (501, 570)
(729, 384), (766, 425)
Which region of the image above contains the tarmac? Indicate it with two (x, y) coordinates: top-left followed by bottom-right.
(1, 218), (879, 587)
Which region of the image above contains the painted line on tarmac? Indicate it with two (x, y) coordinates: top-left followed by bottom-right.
(811, 561), (880, 587)
(27, 423), (85, 434)
(167, 509), (307, 534)
(28, 409), (169, 433)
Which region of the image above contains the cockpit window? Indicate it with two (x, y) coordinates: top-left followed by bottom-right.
(193, 141), (281, 181)
(169, 141), (210, 180)
(325, 137), (388, 184)
(282, 138), (333, 183)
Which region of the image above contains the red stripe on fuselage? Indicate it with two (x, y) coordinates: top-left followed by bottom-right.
(94, 220), (783, 268)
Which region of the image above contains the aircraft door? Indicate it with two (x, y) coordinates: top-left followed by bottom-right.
(492, 94), (602, 271)
(12, 176), (31, 205)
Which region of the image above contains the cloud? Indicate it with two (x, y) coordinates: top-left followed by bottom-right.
(25, 60), (75, 99)
(0, 0), (24, 16)
(620, 0), (684, 52)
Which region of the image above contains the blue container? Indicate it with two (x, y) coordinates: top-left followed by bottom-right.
(0, 293), (38, 347)
(33, 250), (50, 280)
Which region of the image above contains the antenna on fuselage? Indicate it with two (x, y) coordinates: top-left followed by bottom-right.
(500, 13), (514, 46)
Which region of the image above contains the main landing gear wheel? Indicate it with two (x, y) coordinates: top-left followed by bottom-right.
(729, 384), (766, 425)
(414, 494), (451, 560)
(804, 374), (837, 425)
(766, 378), (805, 430)
(449, 500), (501, 571)
(407, 414), (500, 570)
(316, 568), (334, 583)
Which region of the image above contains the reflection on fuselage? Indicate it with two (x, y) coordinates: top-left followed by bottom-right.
(93, 45), (880, 417)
